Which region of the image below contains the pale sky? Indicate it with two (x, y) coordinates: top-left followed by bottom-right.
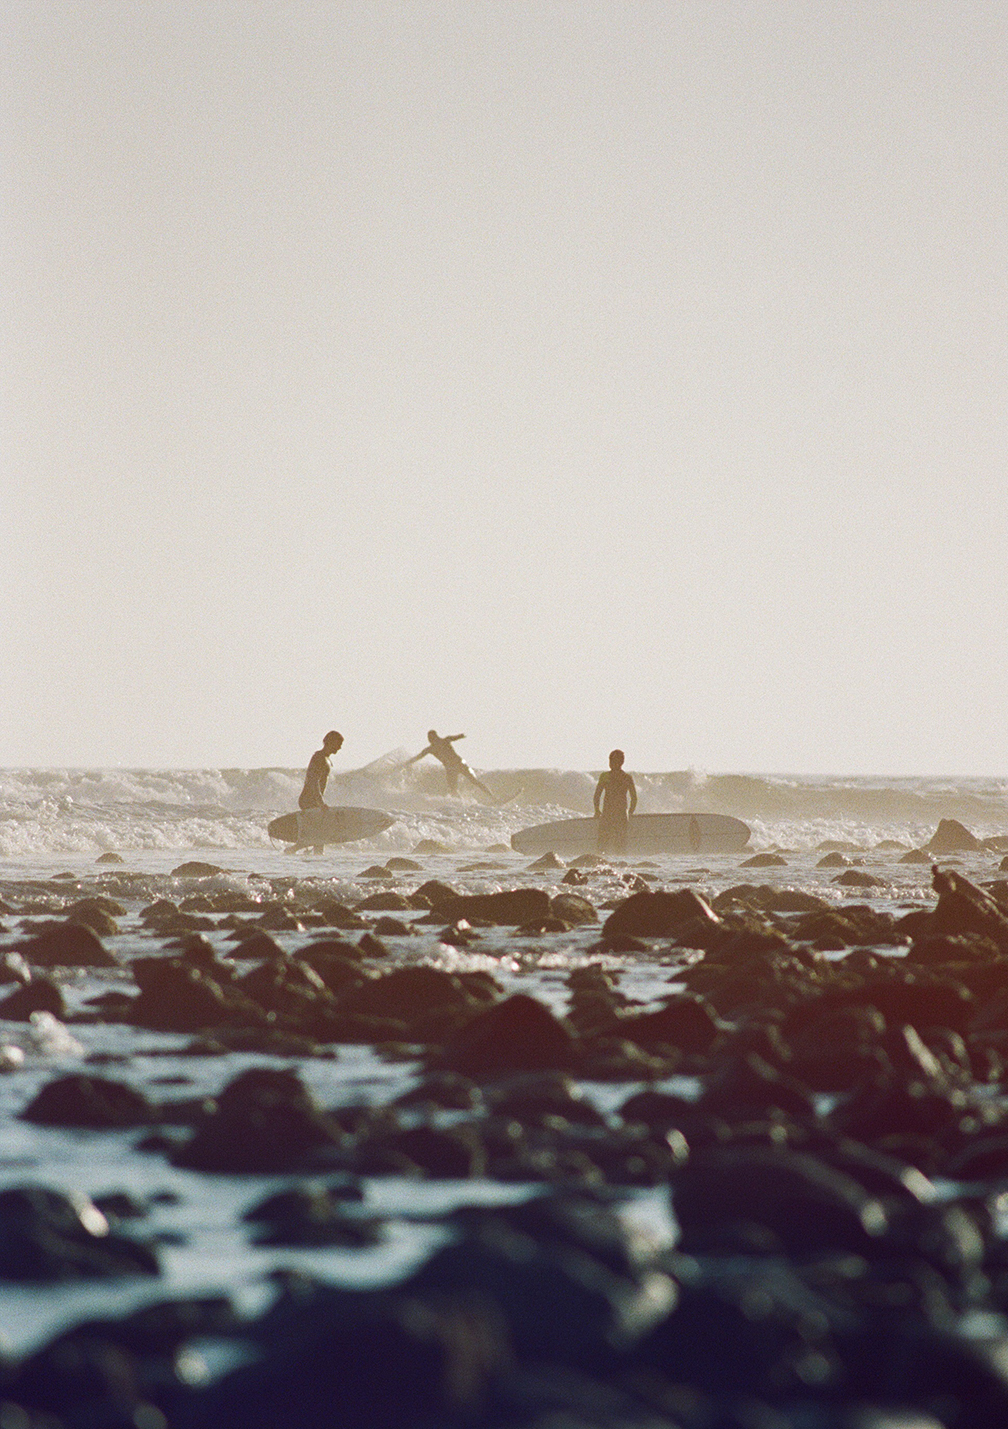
(2, 2), (1005, 774)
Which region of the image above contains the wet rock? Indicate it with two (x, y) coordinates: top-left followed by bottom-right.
(356, 931), (389, 957)
(615, 994), (721, 1055)
(818, 852), (852, 867)
(901, 848), (932, 864)
(602, 889), (719, 942)
(20, 920), (118, 967)
(353, 1123), (487, 1178)
(409, 1212), (676, 1368)
(413, 879), (460, 910)
(372, 916), (412, 935)
(395, 1072), (483, 1113)
(386, 856), (422, 871)
(237, 956), (336, 1022)
(486, 1072), (609, 1128)
(129, 959), (261, 1033)
(172, 1067), (345, 1172)
(193, 1277), (509, 1429)
(932, 866), (1008, 951)
(339, 965), (489, 1028)
(0, 976), (66, 1020)
(242, 1184), (378, 1246)
(95, 851), (124, 863)
(171, 861), (224, 877)
(834, 869), (887, 888)
(548, 892), (598, 925)
(355, 890), (411, 912)
(0, 1184), (159, 1281)
(436, 993), (580, 1076)
(357, 864), (392, 880)
(671, 1145), (889, 1256)
(315, 898), (368, 929)
(562, 867), (589, 885)
(227, 928), (286, 960)
(927, 819), (983, 853)
(741, 852), (788, 867)
(0, 950), (31, 985)
(441, 888), (551, 926)
(527, 852), (565, 870)
(21, 1074), (156, 1128)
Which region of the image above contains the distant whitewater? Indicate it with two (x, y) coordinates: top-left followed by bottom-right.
(1, 758), (1005, 858)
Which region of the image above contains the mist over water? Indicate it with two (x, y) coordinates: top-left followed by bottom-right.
(2, 761), (1006, 859)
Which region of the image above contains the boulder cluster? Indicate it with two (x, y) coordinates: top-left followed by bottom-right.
(3, 862), (1008, 1426)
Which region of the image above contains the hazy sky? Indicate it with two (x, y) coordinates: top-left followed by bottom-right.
(3, 2), (1005, 774)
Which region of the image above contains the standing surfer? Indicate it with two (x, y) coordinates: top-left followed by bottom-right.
(297, 731), (344, 853)
(407, 730), (494, 799)
(593, 749), (637, 854)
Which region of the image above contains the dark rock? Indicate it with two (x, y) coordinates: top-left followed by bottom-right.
(21, 1074), (155, 1128)
(355, 891), (411, 912)
(237, 957), (335, 1021)
(96, 851), (124, 863)
(615, 994), (721, 1055)
(0, 976), (66, 1020)
(171, 861), (224, 877)
(932, 865), (1008, 951)
(340, 966), (486, 1024)
(549, 892), (598, 925)
(436, 993), (580, 1076)
(386, 856), (422, 871)
(927, 819), (983, 853)
(441, 888), (551, 926)
(817, 852), (851, 867)
(0, 950), (31, 985)
(834, 869), (887, 887)
(394, 1073), (483, 1113)
(602, 888), (719, 942)
(315, 899), (368, 929)
(0, 1184), (160, 1281)
(486, 1072), (608, 1128)
(741, 852), (788, 867)
(227, 929), (285, 960)
(413, 879), (460, 910)
(527, 852), (564, 870)
(173, 1067), (345, 1172)
(242, 1185), (378, 1246)
(193, 1278), (510, 1429)
(353, 1124), (487, 1178)
(561, 867), (589, 885)
(130, 958), (268, 1033)
(298, 949), (365, 995)
(372, 916), (412, 935)
(901, 848), (932, 863)
(671, 1145), (888, 1256)
(20, 921), (118, 967)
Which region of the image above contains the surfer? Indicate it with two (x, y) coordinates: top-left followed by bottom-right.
(299, 731), (343, 811)
(593, 749), (637, 854)
(407, 730), (494, 799)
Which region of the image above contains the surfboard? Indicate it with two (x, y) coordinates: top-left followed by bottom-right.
(267, 807), (396, 849)
(510, 812), (751, 857)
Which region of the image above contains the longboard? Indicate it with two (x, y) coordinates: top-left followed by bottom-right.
(268, 806), (396, 850)
(510, 812), (751, 856)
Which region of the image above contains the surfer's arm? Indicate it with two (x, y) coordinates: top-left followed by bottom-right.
(407, 746), (432, 764)
(627, 776), (638, 816)
(593, 774), (606, 816)
(447, 733), (465, 743)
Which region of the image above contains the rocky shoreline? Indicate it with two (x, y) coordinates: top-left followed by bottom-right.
(2, 828), (1008, 1426)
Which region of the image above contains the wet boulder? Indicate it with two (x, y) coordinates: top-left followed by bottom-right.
(614, 994), (721, 1055)
(173, 1067), (345, 1173)
(440, 888), (551, 926)
(237, 956), (335, 1021)
(927, 819), (983, 853)
(413, 879), (461, 911)
(21, 1074), (156, 1128)
(355, 890), (412, 912)
(0, 1184), (159, 1281)
(435, 993), (580, 1076)
(740, 852), (788, 867)
(671, 1145), (889, 1257)
(932, 866), (1008, 951)
(130, 957), (268, 1033)
(602, 889), (719, 942)
(242, 1184), (378, 1247)
(0, 976), (66, 1020)
(171, 861), (224, 877)
(549, 892), (598, 925)
(20, 921), (118, 968)
(352, 1123), (487, 1178)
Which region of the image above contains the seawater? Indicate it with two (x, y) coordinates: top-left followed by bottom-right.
(0, 761), (1006, 1358)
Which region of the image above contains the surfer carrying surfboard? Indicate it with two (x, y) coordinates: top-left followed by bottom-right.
(407, 730), (494, 799)
(299, 731), (344, 811)
(593, 750), (638, 854)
